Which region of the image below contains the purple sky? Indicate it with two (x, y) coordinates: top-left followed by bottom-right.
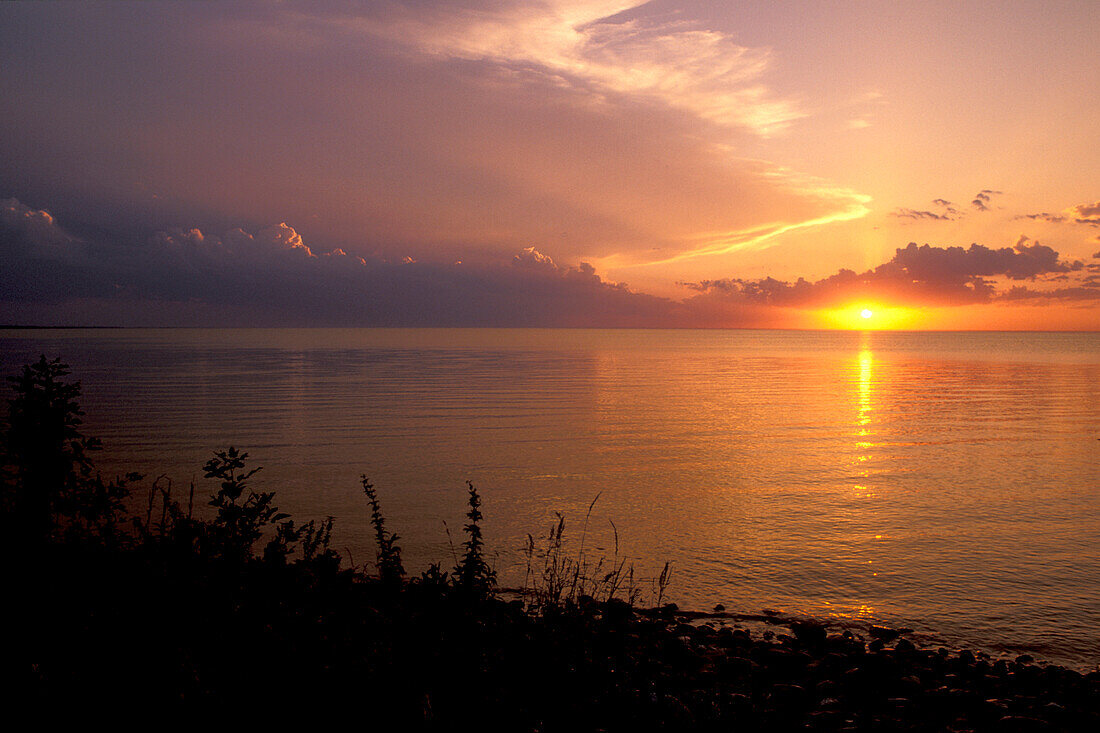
(2, 1), (1098, 329)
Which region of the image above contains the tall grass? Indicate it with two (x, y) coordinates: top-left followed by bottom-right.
(519, 494), (651, 610)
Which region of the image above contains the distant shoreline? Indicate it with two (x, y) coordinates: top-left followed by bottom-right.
(2, 324), (1099, 334)
(0, 324), (127, 330)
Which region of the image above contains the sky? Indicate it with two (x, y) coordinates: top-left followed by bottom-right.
(1, 0), (1098, 329)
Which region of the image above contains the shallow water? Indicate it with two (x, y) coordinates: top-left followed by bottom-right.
(2, 327), (1098, 668)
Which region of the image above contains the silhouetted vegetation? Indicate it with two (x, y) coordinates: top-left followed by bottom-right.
(2, 356), (134, 547)
(361, 474), (404, 584)
(454, 480), (495, 595)
(3, 356), (1099, 729)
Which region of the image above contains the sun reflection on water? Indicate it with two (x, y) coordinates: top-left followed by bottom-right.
(850, 334), (879, 498)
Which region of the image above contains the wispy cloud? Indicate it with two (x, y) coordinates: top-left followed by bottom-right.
(0, 1), (873, 272)
(346, 1), (804, 137)
(636, 196), (871, 266)
(890, 197), (963, 222)
(1016, 199), (1100, 226)
(1016, 212), (1067, 223)
(891, 208), (954, 221)
(971, 189), (1003, 212)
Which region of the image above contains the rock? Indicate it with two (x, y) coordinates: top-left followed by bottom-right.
(694, 623), (716, 638)
(806, 709), (845, 730)
(997, 715), (1053, 731)
(602, 598), (633, 624)
(868, 625), (902, 641)
(1016, 654), (1034, 664)
(723, 692), (753, 716)
(713, 603), (725, 612)
(718, 656), (754, 678)
(768, 683), (808, 710)
(793, 621), (828, 648)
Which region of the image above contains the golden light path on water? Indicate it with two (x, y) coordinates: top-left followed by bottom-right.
(829, 334), (879, 621)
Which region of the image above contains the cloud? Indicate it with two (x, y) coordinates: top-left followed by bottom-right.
(0, 200), (681, 326)
(1065, 200), (1100, 225)
(0, 1), (869, 271)
(6, 201), (1097, 328)
(998, 283), (1100, 301)
(346, 1), (803, 137)
(891, 208), (953, 221)
(680, 239), (1094, 308)
(890, 198), (961, 222)
(971, 189), (1002, 212)
(1016, 200), (1100, 226)
(0, 197), (75, 255)
(1016, 212), (1066, 223)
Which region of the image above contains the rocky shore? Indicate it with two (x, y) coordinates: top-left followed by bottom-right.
(611, 602), (1100, 731)
(19, 548), (1100, 731)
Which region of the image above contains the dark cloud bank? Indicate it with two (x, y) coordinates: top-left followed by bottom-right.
(683, 238), (1089, 307)
(2, 198), (1097, 328)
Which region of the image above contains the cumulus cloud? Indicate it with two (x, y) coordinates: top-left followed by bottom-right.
(1065, 200), (1100, 225)
(5, 201), (1097, 327)
(680, 240), (1094, 307)
(0, 200), (681, 326)
(0, 197), (76, 255)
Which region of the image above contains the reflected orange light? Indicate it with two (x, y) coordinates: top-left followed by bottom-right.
(816, 303), (920, 330)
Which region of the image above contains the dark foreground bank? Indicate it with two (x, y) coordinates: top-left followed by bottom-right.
(3, 357), (1099, 729)
(11, 547), (1100, 730)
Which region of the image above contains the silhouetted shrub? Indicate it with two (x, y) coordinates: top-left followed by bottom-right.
(1, 355), (134, 547)
(454, 481), (496, 595)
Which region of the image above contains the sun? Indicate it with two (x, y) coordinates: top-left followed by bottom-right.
(815, 303), (920, 330)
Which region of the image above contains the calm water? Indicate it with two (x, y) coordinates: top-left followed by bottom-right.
(2, 328), (1098, 668)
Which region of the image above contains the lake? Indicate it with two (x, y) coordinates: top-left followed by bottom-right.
(2, 327), (1098, 669)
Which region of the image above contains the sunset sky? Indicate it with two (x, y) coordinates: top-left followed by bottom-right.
(2, 0), (1098, 329)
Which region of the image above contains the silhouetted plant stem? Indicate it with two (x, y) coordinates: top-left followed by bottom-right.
(361, 475), (404, 584)
(455, 481), (495, 594)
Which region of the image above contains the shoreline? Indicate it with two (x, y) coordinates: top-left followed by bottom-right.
(498, 588), (1098, 675)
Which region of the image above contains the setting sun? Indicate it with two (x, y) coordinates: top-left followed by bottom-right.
(816, 304), (921, 330)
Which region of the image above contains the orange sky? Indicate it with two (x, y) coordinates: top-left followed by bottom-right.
(1, 1), (1097, 329)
